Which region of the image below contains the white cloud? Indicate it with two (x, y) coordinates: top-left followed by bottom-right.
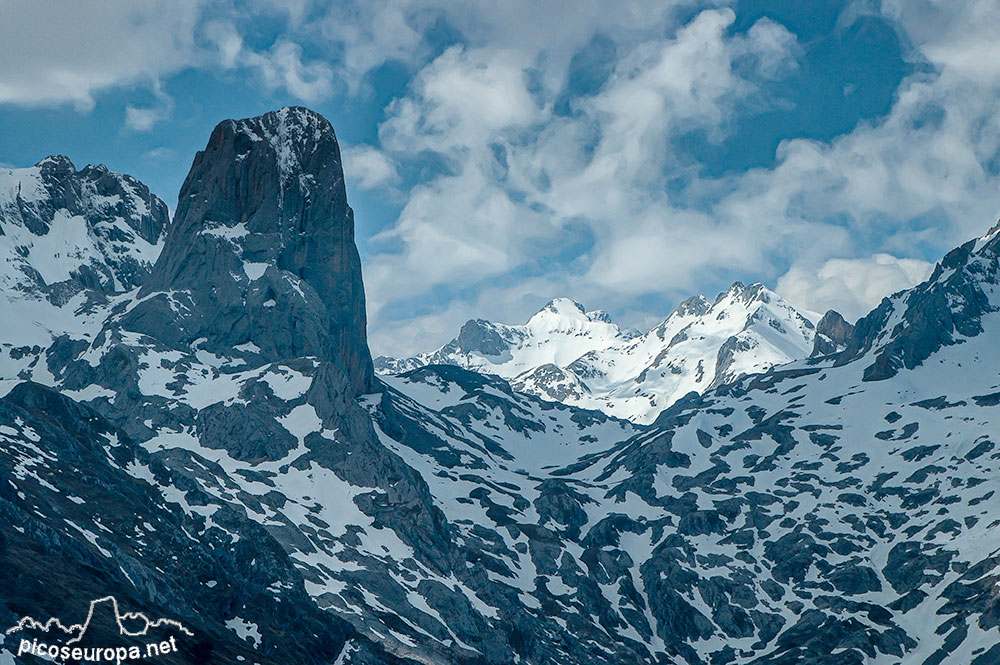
(318, 0), (427, 91)
(5, 0), (999, 359)
(364, 8), (804, 355)
(0, 0), (204, 110)
(776, 254), (933, 322)
(203, 19), (244, 69)
(124, 81), (174, 132)
(379, 45), (540, 153)
(362, 1), (1000, 357)
(365, 44), (555, 314)
(142, 147), (175, 160)
(243, 41), (335, 103)
(125, 107), (162, 132)
(0, 3), (337, 115)
(342, 145), (398, 190)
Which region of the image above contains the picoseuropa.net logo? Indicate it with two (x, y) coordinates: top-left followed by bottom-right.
(4, 596), (193, 663)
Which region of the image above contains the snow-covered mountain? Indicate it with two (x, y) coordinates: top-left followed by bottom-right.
(376, 285), (827, 423)
(0, 156), (169, 385)
(3, 107), (1000, 665)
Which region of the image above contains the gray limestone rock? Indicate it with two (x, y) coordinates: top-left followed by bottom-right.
(811, 310), (855, 356)
(133, 107), (373, 395)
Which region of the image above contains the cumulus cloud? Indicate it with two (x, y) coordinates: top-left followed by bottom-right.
(361, 1), (1000, 357)
(317, 0), (428, 91)
(244, 41), (335, 103)
(6, 0), (999, 358)
(0, 0), (204, 110)
(776, 254), (933, 322)
(364, 7), (804, 355)
(203, 19), (337, 103)
(124, 81), (174, 132)
(142, 147), (175, 160)
(364, 44), (556, 315)
(342, 145), (399, 190)
(124, 107), (162, 132)
(0, 2), (337, 115)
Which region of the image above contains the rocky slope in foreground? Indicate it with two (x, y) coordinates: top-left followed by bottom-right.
(2, 108), (999, 665)
(375, 286), (846, 424)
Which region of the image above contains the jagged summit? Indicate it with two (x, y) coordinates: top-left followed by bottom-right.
(811, 309), (854, 356)
(0, 156), (168, 297)
(527, 297), (621, 330)
(712, 280), (774, 306)
(836, 220), (1000, 381)
(535, 297), (587, 316)
(377, 283), (817, 422)
(5, 106), (1000, 665)
(35, 154), (75, 170)
(672, 294), (711, 317)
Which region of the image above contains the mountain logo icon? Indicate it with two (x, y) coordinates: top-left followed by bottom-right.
(5, 597), (193, 663)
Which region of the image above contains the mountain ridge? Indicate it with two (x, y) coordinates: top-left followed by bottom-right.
(3, 107), (1000, 665)
(376, 283), (831, 423)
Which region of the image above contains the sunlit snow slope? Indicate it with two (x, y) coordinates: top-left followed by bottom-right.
(377, 285), (821, 424)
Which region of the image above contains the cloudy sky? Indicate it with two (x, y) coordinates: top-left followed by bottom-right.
(2, 1), (999, 357)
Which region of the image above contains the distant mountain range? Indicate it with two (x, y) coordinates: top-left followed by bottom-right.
(376, 286), (854, 423)
(2, 107), (998, 665)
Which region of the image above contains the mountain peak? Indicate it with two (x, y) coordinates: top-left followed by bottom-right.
(455, 319), (508, 356)
(378, 284), (816, 422)
(228, 106), (337, 179)
(34, 154), (76, 172)
(672, 294), (710, 317)
(587, 309), (613, 323)
(840, 221), (1000, 381)
(529, 297), (618, 326)
(974, 218), (1000, 251)
(231, 106), (331, 136)
(130, 106), (373, 394)
(713, 281), (772, 306)
(0, 156), (168, 297)
(537, 297), (587, 317)
(811, 309), (855, 356)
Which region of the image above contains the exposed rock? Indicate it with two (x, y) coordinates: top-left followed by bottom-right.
(133, 107), (373, 394)
(6, 110), (1000, 665)
(811, 310), (855, 356)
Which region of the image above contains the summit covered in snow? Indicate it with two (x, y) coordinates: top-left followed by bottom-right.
(376, 284), (828, 423)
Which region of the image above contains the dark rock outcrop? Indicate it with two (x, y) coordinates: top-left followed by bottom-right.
(0, 382), (395, 665)
(9, 108), (1000, 665)
(131, 107), (373, 395)
(455, 319), (509, 356)
(811, 310), (854, 356)
(672, 294), (711, 317)
(838, 226), (1000, 380)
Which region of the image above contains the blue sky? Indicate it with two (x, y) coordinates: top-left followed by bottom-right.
(2, 1), (1000, 356)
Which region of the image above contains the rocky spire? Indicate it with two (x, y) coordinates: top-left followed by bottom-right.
(133, 107), (374, 394)
(810, 310), (854, 356)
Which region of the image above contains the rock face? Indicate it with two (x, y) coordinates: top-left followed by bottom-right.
(455, 319), (510, 356)
(377, 286), (818, 423)
(134, 107), (373, 394)
(4, 109), (462, 664)
(838, 222), (1000, 381)
(810, 309), (854, 356)
(0, 382), (382, 665)
(0, 156), (169, 382)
